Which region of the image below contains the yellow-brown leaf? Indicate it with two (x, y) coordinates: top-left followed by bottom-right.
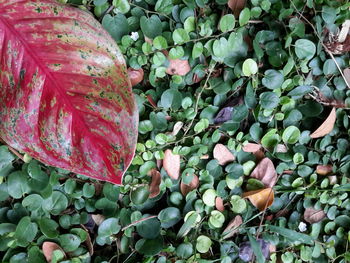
(163, 149), (181, 180)
(310, 108), (336, 138)
(213, 144), (235, 165)
(243, 188), (274, 211)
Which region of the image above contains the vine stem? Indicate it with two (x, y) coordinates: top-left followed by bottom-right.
(121, 215), (158, 231)
(290, 1), (350, 88)
(181, 63), (217, 139)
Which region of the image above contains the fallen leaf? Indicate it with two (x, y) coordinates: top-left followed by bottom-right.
(254, 150), (265, 162)
(215, 197), (225, 212)
(171, 122), (184, 136)
(222, 215), (243, 239)
(128, 67), (144, 86)
(338, 20), (350, 43)
(148, 169), (162, 198)
(156, 159), (163, 170)
(213, 144), (235, 165)
(227, 0), (246, 17)
(166, 58), (191, 76)
(250, 158), (277, 188)
(144, 36), (153, 44)
(304, 207), (326, 224)
(91, 214), (105, 226)
(242, 143), (262, 153)
(344, 68), (350, 87)
(42, 242), (65, 263)
(147, 94), (157, 108)
(180, 174), (199, 196)
(200, 154), (209, 159)
(328, 175), (338, 185)
(316, 164), (333, 175)
(310, 107), (336, 138)
(243, 188), (274, 211)
(163, 149), (181, 180)
(275, 144), (288, 153)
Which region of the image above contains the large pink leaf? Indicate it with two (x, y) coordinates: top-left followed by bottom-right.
(0, 0), (138, 184)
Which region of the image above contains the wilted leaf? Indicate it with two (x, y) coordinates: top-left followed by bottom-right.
(42, 242), (65, 262)
(180, 174), (199, 196)
(304, 208), (326, 224)
(310, 108), (336, 138)
(163, 149), (181, 180)
(148, 169), (161, 198)
(91, 214), (105, 226)
(147, 94), (158, 108)
(166, 58), (191, 76)
(250, 158), (277, 188)
(80, 226), (94, 255)
(0, 0), (138, 185)
(344, 68), (350, 86)
(243, 188), (274, 211)
(338, 20), (350, 43)
(316, 165), (333, 175)
(228, 0), (246, 18)
(128, 67), (144, 86)
(222, 215), (242, 239)
(172, 122), (184, 136)
(215, 197), (225, 212)
(242, 143), (262, 153)
(213, 144), (235, 165)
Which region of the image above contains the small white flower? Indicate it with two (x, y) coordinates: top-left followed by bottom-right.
(130, 32), (139, 41)
(298, 222), (307, 232)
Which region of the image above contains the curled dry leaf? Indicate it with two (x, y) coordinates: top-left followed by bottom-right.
(304, 207), (326, 224)
(127, 67), (144, 86)
(200, 154), (209, 159)
(242, 143), (262, 153)
(316, 164), (333, 175)
(166, 58), (191, 76)
(243, 188), (274, 211)
(338, 20), (350, 43)
(172, 122), (184, 136)
(213, 144), (235, 165)
(215, 197), (225, 212)
(228, 0), (246, 17)
(180, 174), (199, 196)
(42, 242), (65, 263)
(344, 68), (350, 87)
(250, 158), (277, 188)
(163, 149), (181, 180)
(310, 108), (336, 138)
(222, 215), (243, 239)
(148, 169), (162, 198)
(328, 175), (338, 185)
(156, 159), (163, 170)
(91, 214), (105, 226)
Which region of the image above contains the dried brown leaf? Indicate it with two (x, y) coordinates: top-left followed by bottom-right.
(242, 143), (262, 153)
(250, 158), (277, 188)
(42, 242), (65, 263)
(171, 121), (183, 136)
(180, 174), (199, 196)
(213, 144), (235, 165)
(338, 20), (350, 43)
(227, 0), (246, 17)
(127, 67), (144, 86)
(304, 207), (326, 224)
(316, 164), (333, 176)
(166, 58), (191, 76)
(91, 214), (105, 226)
(243, 188), (274, 211)
(222, 215), (243, 239)
(147, 94), (157, 108)
(80, 225), (94, 256)
(254, 149), (265, 162)
(344, 68), (350, 86)
(148, 169), (162, 198)
(310, 107), (336, 138)
(215, 197), (225, 212)
(163, 149), (181, 180)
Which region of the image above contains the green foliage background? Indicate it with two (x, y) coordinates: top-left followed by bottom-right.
(1, 0), (350, 262)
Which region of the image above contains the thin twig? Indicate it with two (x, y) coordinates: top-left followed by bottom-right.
(182, 64), (217, 139)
